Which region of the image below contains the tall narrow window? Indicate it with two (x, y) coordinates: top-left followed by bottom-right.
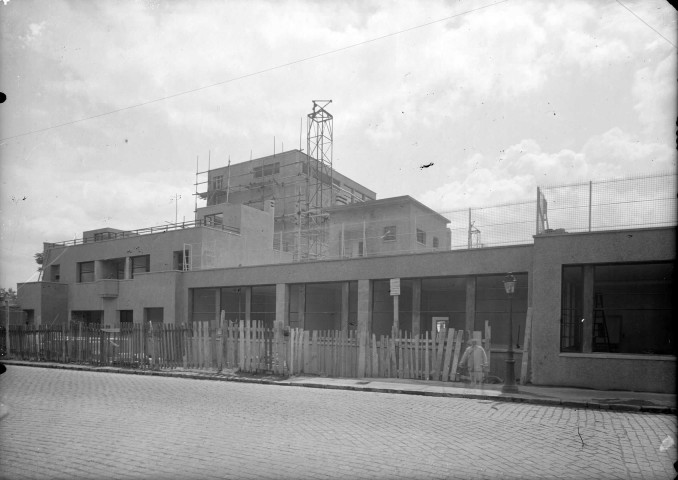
(212, 175), (223, 190)
(561, 266), (584, 352)
(77, 261), (94, 283)
(416, 229), (426, 245)
(51, 264), (61, 282)
(131, 255), (149, 278)
(432, 237), (439, 248)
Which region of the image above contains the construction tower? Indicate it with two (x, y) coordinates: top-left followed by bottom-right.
(303, 100), (334, 260)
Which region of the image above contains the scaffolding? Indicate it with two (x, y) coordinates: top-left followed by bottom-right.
(303, 100), (334, 260)
(192, 100), (369, 261)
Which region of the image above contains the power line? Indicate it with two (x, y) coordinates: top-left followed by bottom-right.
(0, 0), (509, 143)
(615, 0), (676, 49)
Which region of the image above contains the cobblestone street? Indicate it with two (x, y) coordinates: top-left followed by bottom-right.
(1, 365), (675, 480)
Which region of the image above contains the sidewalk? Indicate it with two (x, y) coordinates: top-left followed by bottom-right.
(3, 360), (675, 414)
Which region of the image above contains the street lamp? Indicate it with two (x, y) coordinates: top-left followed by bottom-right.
(502, 273), (519, 393)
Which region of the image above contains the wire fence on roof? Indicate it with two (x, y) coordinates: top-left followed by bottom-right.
(539, 172), (677, 234)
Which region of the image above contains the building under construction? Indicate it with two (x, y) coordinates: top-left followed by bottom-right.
(195, 102), (375, 260)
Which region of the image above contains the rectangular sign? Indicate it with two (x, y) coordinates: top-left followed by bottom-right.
(390, 278), (400, 296)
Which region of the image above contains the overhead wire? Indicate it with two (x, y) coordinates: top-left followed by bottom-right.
(0, 0), (509, 143)
(614, 0), (676, 49)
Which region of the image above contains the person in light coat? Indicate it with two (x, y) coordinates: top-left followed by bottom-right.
(459, 338), (488, 388)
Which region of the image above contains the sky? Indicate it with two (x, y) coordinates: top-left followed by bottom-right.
(1, 0), (676, 289)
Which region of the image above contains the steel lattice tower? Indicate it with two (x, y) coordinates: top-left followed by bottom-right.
(304, 100), (334, 260)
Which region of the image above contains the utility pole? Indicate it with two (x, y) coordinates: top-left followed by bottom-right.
(4, 297), (9, 357)
(171, 194), (182, 224)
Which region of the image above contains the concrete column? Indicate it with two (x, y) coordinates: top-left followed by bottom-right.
(582, 265), (595, 353)
(275, 283), (289, 327)
(412, 279), (421, 336)
(214, 288), (221, 324)
(357, 279), (372, 378)
(340, 282), (349, 334)
(124, 257), (131, 280)
(465, 276), (476, 335)
(94, 260), (104, 281)
(245, 287), (252, 321)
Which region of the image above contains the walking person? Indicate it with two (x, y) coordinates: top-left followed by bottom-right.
(459, 338), (488, 389)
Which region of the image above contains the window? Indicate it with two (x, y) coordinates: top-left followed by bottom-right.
(71, 310), (103, 325)
(212, 175), (223, 190)
(145, 308), (164, 323)
(417, 229), (426, 245)
(94, 232), (117, 242)
(253, 162), (280, 178)
(173, 250), (190, 271)
(50, 265), (60, 282)
(560, 262), (674, 355)
(77, 261), (94, 283)
(561, 266), (584, 352)
(119, 310), (133, 324)
(204, 213), (223, 227)
(433, 237), (439, 248)
(383, 226), (396, 242)
(131, 255), (149, 278)
(101, 258), (125, 279)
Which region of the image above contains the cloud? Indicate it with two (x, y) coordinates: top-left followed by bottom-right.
(633, 52), (677, 142)
(418, 129), (675, 213)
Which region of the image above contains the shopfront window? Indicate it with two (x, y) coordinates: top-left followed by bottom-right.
(372, 279), (412, 337)
(421, 277), (465, 336)
(560, 262), (674, 355)
(593, 262), (674, 355)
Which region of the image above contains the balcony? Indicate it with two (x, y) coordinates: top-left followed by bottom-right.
(98, 279), (119, 298)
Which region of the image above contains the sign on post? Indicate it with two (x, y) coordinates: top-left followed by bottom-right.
(390, 278), (400, 333)
(390, 278), (400, 296)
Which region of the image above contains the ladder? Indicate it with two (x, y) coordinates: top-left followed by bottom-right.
(592, 292), (611, 352)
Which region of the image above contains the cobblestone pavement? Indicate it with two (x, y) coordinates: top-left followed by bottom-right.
(0, 365), (675, 480)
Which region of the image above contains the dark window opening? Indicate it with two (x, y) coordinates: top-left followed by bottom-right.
(77, 261), (95, 283)
(593, 262), (674, 355)
(212, 175), (224, 190)
(119, 310), (133, 324)
(131, 255), (149, 278)
(417, 229), (426, 245)
(50, 264), (60, 282)
(253, 162), (280, 178)
(71, 310), (103, 325)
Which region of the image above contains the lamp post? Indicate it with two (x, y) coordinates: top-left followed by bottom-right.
(502, 273), (519, 393)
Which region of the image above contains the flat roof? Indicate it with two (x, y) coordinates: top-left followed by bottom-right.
(326, 195), (450, 223)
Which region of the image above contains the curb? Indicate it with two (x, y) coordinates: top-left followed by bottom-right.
(3, 360), (674, 414)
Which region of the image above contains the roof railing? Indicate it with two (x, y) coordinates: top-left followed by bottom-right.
(46, 219), (240, 248)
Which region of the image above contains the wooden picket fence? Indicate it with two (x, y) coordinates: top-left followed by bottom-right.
(4, 320), (494, 382)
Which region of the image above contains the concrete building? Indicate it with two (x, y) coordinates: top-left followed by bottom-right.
(16, 160), (676, 393)
(326, 196), (452, 259)
(200, 150), (376, 259)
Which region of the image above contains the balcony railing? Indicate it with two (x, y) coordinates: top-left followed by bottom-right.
(46, 220), (240, 248)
